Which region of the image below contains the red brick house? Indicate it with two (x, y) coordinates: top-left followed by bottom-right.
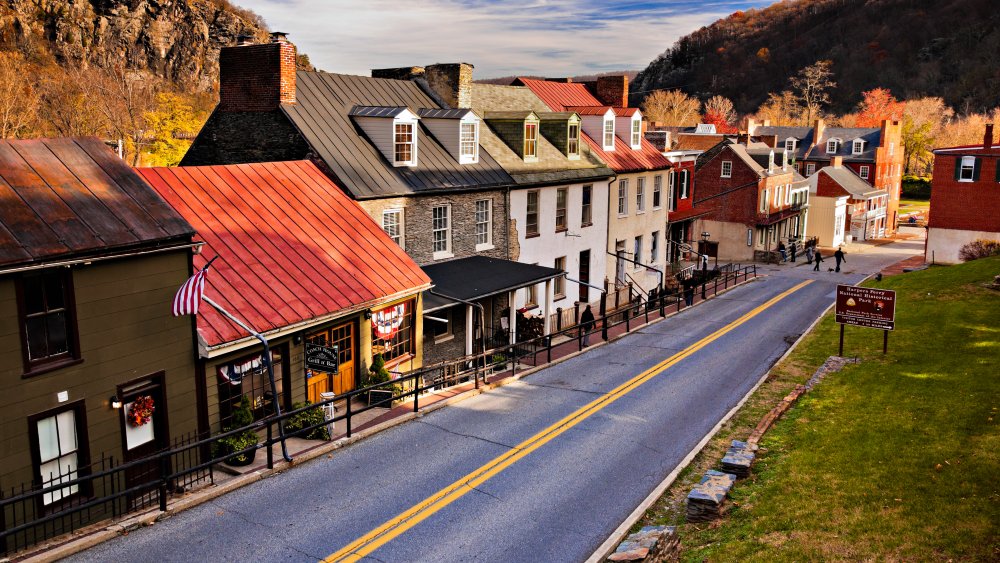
(693, 140), (809, 261)
(749, 118), (903, 235)
(808, 157), (888, 246)
(926, 124), (1000, 263)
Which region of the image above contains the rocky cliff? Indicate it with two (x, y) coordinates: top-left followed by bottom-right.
(0, 0), (268, 91)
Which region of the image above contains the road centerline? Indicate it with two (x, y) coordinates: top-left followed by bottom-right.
(324, 279), (813, 562)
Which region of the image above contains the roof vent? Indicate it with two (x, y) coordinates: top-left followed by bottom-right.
(694, 124), (716, 134)
(270, 31), (289, 43)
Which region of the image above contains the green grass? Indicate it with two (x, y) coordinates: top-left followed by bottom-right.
(899, 199), (930, 215)
(637, 257), (1000, 561)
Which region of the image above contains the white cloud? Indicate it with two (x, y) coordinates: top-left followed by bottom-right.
(235, 0), (768, 78)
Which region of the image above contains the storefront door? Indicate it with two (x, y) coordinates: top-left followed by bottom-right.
(306, 321), (355, 401)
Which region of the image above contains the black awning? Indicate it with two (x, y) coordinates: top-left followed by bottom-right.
(421, 256), (564, 309)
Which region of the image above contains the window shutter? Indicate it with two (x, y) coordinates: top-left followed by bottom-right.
(995, 159), (1000, 182)
(954, 157), (961, 180)
(973, 157), (982, 181)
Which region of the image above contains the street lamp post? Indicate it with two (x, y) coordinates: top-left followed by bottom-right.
(700, 232), (710, 299)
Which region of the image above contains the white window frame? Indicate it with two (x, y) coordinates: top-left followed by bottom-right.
(633, 236), (642, 270)
(36, 408), (81, 506)
(721, 160), (733, 178)
(603, 118), (615, 150)
(860, 165), (870, 180)
(393, 120), (418, 166)
(650, 231), (659, 264)
(460, 121), (479, 164)
(554, 256), (566, 299)
(526, 190), (540, 237)
(475, 199), (493, 251)
(568, 123), (580, 158)
(432, 204), (452, 259)
(760, 189), (769, 213)
(636, 177), (646, 213)
(826, 139), (840, 154)
(630, 118), (642, 148)
(805, 163), (816, 176)
(524, 121), (538, 161)
(667, 171), (676, 212)
(747, 228), (753, 246)
(679, 170), (689, 199)
(618, 179), (628, 216)
(852, 139), (864, 155)
(959, 155), (976, 181)
(581, 184), (593, 226)
(785, 138), (797, 152)
(555, 188), (568, 231)
(382, 209), (404, 249)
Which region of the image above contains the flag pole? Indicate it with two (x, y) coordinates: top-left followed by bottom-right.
(203, 295), (293, 463)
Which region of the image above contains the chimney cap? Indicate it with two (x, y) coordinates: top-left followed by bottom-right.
(236, 33), (254, 46)
(270, 31), (290, 43)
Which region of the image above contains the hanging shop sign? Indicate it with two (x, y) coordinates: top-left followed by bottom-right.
(372, 302), (407, 340)
(305, 343), (339, 372)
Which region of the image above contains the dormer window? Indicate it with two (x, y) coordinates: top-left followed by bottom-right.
(604, 118), (615, 150)
(826, 139), (841, 154)
(631, 119), (641, 148)
(524, 122), (538, 160)
(460, 122), (478, 163)
(785, 138), (797, 152)
(852, 139), (865, 155)
(394, 122), (416, 166)
(568, 123), (580, 157)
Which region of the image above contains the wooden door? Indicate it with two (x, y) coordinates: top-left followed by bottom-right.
(306, 321), (355, 401)
(118, 374), (169, 507)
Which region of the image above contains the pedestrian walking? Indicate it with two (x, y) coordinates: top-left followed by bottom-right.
(805, 245), (814, 265)
(813, 250), (824, 271)
(683, 283), (695, 307)
(834, 247), (846, 272)
(579, 304), (595, 346)
(790, 242), (797, 262)
(778, 241), (787, 262)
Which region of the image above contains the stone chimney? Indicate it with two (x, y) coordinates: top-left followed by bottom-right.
(831, 156), (843, 168)
(985, 124), (994, 149)
(595, 75), (629, 108)
(422, 63), (474, 109)
(219, 32), (297, 111)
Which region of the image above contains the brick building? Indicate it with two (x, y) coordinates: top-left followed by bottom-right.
(749, 119), (903, 236)
(926, 124), (1000, 263)
(693, 140), (809, 261)
(808, 158), (887, 247)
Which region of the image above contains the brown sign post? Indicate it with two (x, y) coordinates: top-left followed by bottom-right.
(835, 285), (896, 355)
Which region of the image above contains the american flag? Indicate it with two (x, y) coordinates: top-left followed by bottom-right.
(172, 257), (214, 316)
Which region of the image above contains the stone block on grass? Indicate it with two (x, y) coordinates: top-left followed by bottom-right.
(687, 470), (736, 523)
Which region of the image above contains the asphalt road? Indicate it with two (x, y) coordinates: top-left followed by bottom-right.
(67, 238), (919, 563)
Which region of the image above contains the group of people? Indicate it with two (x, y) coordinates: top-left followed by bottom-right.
(777, 241), (847, 272)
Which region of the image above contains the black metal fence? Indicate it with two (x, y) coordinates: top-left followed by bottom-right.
(1, 264), (757, 557)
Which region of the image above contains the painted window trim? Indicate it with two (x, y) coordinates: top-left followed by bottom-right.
(524, 121), (539, 161)
(393, 120), (418, 167)
(475, 198), (493, 251)
(432, 204), (452, 259)
(630, 118), (642, 149)
(382, 208), (405, 250)
(603, 118), (615, 150)
(17, 268), (82, 378)
(721, 160), (732, 178)
(459, 121), (479, 164)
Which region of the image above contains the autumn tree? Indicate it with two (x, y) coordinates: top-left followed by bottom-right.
(753, 91), (800, 126)
(702, 109), (737, 134)
(703, 95), (737, 127)
(790, 60), (835, 124)
(87, 61), (165, 165)
(641, 89), (701, 126)
(36, 66), (107, 137)
(901, 97), (954, 174)
(856, 88), (905, 127)
(0, 52), (39, 138)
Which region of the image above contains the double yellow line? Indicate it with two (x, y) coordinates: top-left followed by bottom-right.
(325, 280), (813, 562)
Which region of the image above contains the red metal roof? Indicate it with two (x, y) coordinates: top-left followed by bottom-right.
(137, 161), (431, 347)
(0, 138), (193, 269)
(566, 106), (614, 116)
(518, 78), (672, 173)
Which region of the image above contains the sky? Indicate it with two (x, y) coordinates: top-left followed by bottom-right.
(235, 0), (777, 79)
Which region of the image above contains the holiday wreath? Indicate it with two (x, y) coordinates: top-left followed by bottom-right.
(128, 395), (155, 427)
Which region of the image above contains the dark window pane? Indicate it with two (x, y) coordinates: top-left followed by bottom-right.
(44, 273), (66, 310)
(47, 311), (69, 355)
(24, 277), (45, 314)
(26, 316), (48, 360)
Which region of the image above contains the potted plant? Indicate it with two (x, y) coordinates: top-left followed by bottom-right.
(216, 395), (259, 466)
(365, 353), (395, 407)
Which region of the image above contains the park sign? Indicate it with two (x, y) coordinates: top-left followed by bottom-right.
(836, 285), (896, 330)
(305, 343), (339, 372)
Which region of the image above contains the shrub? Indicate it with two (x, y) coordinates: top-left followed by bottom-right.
(216, 395), (259, 464)
(959, 239), (1000, 262)
(901, 175), (931, 199)
(365, 353), (391, 387)
(283, 401), (330, 440)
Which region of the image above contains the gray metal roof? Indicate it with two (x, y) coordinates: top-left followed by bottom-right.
(417, 108), (476, 119)
(348, 105), (410, 118)
(281, 72), (513, 199)
(757, 125), (882, 162)
(484, 111), (537, 121)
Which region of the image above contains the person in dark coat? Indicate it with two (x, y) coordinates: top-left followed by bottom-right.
(790, 242), (797, 262)
(834, 247), (846, 272)
(813, 250), (824, 271)
(683, 282), (695, 307)
(580, 304), (596, 346)
(778, 241), (787, 262)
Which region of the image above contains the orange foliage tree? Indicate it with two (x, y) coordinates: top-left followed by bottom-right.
(702, 109), (737, 134)
(856, 88), (905, 127)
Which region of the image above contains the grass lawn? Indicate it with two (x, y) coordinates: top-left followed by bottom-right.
(635, 257), (1000, 561)
(899, 199), (931, 215)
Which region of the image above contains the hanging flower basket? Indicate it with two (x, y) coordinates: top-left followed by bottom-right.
(128, 395), (155, 427)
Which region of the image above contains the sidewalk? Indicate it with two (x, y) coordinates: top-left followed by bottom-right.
(15, 273), (760, 562)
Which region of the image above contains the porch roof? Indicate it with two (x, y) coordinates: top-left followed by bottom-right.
(421, 256), (564, 311)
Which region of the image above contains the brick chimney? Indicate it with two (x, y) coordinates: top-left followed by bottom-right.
(219, 32), (297, 111)
(812, 119), (825, 150)
(423, 63), (474, 109)
(831, 156), (843, 168)
(985, 123), (994, 149)
(595, 75), (629, 108)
